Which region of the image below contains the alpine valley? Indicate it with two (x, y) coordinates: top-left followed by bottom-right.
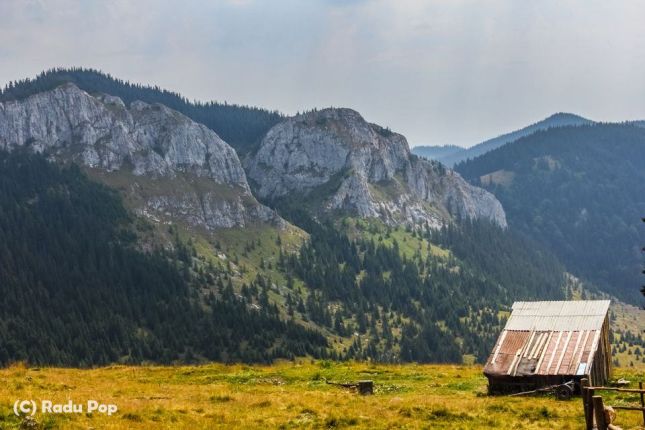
(0, 69), (642, 367)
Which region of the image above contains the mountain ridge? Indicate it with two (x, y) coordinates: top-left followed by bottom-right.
(413, 112), (593, 166)
(0, 67), (283, 156)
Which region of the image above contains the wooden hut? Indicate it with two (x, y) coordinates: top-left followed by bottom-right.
(484, 300), (611, 394)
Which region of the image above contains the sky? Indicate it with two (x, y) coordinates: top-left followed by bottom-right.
(1, 0), (645, 147)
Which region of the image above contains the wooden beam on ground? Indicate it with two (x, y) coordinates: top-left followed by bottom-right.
(586, 387), (645, 393)
(610, 406), (645, 411)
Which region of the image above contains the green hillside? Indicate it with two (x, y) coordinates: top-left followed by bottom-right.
(0, 148), (574, 366)
(0, 149), (326, 366)
(456, 123), (645, 303)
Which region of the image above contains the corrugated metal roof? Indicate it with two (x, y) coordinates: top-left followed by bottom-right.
(484, 300), (610, 377)
(504, 300), (610, 331)
(484, 329), (602, 376)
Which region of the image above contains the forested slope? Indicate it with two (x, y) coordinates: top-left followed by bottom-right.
(272, 206), (566, 363)
(456, 123), (645, 303)
(412, 113), (592, 166)
(0, 150), (326, 366)
(0, 149), (568, 366)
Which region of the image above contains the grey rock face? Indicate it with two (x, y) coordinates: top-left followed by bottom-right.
(246, 108), (506, 228)
(0, 83), (282, 229)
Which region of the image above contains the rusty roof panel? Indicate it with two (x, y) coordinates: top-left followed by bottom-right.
(536, 331), (558, 374)
(499, 331), (530, 354)
(557, 331), (580, 374)
(485, 329), (603, 376)
(485, 331), (530, 376)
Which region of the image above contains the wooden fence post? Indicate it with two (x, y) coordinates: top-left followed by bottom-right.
(593, 396), (607, 430)
(640, 381), (645, 426)
(581, 378), (592, 430)
(588, 386), (596, 430)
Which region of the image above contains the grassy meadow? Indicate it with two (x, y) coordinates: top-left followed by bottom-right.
(1, 362), (644, 429)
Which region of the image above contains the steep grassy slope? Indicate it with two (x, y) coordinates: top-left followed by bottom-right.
(1, 362), (644, 429)
(611, 303), (645, 368)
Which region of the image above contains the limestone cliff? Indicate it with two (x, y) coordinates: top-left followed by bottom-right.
(0, 83), (282, 229)
(246, 108), (506, 228)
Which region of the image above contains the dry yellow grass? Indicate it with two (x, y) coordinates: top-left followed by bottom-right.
(1, 362), (644, 429)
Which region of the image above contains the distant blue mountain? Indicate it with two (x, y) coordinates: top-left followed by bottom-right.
(412, 113), (593, 167)
(411, 144), (463, 160)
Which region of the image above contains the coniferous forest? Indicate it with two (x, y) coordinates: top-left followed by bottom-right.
(0, 150), (326, 366)
(456, 123), (645, 303)
(273, 207), (566, 364)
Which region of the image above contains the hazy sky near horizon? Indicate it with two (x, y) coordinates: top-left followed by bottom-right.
(1, 0), (645, 147)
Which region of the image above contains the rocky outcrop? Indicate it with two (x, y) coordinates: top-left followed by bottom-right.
(246, 108), (506, 228)
(0, 87), (505, 230)
(0, 84), (282, 229)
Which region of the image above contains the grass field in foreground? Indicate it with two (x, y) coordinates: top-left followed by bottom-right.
(0, 362), (644, 429)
